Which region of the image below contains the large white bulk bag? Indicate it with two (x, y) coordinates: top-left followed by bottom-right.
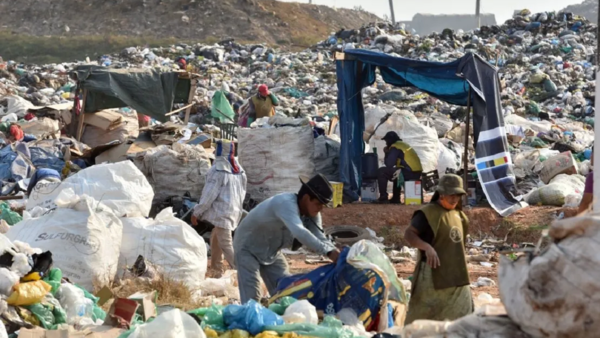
(8, 191), (122, 290)
(238, 126), (315, 201)
(119, 208), (207, 291)
(26, 161), (154, 217)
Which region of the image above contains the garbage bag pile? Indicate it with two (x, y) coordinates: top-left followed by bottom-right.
(0, 161), (211, 336)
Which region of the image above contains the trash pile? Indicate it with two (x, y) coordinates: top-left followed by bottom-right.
(0, 7), (597, 206)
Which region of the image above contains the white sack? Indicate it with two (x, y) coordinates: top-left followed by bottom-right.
(436, 140), (462, 175)
(119, 208), (208, 290)
(367, 108), (439, 173)
(132, 143), (211, 203)
(239, 126), (315, 201)
(505, 114), (552, 134)
(525, 174), (585, 206)
(26, 161), (154, 217)
(499, 214), (600, 337)
(7, 191), (123, 290)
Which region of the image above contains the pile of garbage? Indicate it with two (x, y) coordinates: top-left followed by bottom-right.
(0, 7), (597, 207)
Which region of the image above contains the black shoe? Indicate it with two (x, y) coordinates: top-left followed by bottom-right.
(377, 196), (389, 204)
(389, 199), (401, 204)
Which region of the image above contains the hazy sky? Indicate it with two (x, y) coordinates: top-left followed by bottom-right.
(277, 0), (586, 23)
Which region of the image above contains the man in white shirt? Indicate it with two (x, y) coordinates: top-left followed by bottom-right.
(192, 140), (247, 277)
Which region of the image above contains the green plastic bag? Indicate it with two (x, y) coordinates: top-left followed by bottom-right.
(268, 297), (297, 315)
(0, 202), (22, 225)
(26, 303), (55, 329)
(528, 101), (540, 115)
(265, 316), (355, 338)
(201, 305), (226, 331)
(42, 268), (62, 296)
(211, 90), (236, 123)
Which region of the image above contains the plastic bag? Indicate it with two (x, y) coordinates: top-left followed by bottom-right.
(128, 309), (205, 338)
(42, 268), (62, 296)
(201, 305), (226, 332)
(56, 283), (95, 326)
(7, 280), (52, 306)
(282, 300), (318, 325)
(0, 203), (22, 226)
(0, 268), (19, 296)
(75, 284), (106, 321)
(268, 297), (297, 315)
(265, 316), (354, 338)
(223, 300), (285, 335)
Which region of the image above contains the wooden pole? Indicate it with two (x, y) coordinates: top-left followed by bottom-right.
(76, 89), (88, 142)
(463, 88), (471, 204)
(184, 79), (197, 124)
(476, 0), (481, 28)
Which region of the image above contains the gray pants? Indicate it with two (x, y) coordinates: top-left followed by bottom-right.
(210, 227), (235, 277)
(236, 250), (290, 304)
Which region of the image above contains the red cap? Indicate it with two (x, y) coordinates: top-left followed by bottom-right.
(258, 84), (269, 96)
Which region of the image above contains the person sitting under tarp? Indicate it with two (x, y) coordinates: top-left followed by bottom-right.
(404, 174), (473, 324)
(377, 131), (423, 203)
(238, 84), (279, 127)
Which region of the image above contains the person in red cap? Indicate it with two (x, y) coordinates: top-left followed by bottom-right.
(239, 84), (280, 127)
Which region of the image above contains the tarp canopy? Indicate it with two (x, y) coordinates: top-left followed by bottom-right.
(336, 49), (523, 216)
(73, 66), (190, 122)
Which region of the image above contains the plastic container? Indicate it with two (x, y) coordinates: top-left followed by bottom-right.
(329, 182), (343, 208)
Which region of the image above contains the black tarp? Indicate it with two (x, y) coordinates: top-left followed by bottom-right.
(73, 66), (190, 122)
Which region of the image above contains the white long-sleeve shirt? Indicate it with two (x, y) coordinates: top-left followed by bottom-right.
(193, 165), (247, 230)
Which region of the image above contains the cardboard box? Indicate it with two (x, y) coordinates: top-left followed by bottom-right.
(127, 291), (157, 321)
(361, 180), (379, 202)
(539, 151), (578, 184)
(18, 327), (123, 338)
(103, 298), (139, 327)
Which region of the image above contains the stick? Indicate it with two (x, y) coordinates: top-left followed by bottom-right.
(165, 103), (194, 117)
(463, 88), (471, 204)
(76, 89), (88, 142)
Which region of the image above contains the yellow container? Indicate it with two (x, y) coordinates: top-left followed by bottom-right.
(330, 181), (343, 208)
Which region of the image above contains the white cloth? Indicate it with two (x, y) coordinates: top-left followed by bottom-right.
(193, 164), (247, 230)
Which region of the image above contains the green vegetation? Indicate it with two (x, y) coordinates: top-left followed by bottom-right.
(0, 31), (182, 64)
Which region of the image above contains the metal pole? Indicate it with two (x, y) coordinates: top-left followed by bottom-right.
(476, 0), (481, 28)
(388, 0), (396, 24)
(593, 0), (600, 211)
(463, 89), (471, 204)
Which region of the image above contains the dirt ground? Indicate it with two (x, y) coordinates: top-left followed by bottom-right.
(321, 202), (578, 245)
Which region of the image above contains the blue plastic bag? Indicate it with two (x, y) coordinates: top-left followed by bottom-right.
(223, 300), (284, 335)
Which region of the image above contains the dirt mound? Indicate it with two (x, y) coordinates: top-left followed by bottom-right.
(0, 0), (378, 46)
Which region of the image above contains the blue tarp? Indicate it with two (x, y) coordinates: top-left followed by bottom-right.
(336, 50), (523, 216)
(271, 248), (390, 331)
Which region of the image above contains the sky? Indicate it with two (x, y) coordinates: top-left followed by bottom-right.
(277, 0), (586, 24)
